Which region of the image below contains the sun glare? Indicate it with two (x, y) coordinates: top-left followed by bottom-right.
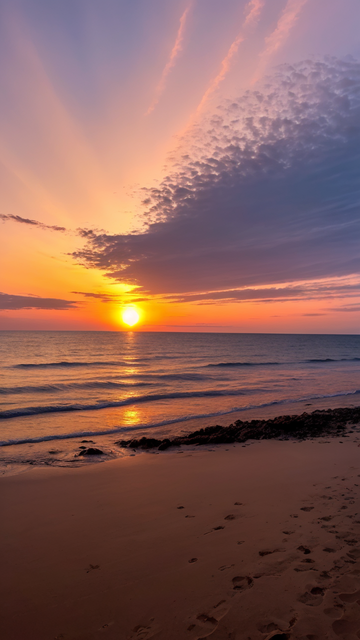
(122, 307), (140, 327)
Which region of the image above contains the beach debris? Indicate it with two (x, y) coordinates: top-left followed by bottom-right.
(115, 406), (360, 451)
(77, 447), (104, 457)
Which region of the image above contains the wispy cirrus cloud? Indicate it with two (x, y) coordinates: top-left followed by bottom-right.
(0, 213), (66, 232)
(146, 2), (193, 115)
(252, 0), (309, 83)
(196, 0), (265, 114)
(73, 57), (360, 308)
(0, 292), (78, 310)
(0, 214), (106, 240)
(163, 279), (360, 305)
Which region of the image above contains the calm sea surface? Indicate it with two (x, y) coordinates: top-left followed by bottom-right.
(1, 331), (360, 471)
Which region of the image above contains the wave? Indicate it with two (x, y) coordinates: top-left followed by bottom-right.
(0, 388), (249, 419)
(0, 373), (209, 395)
(207, 357), (360, 367)
(0, 381), (153, 395)
(1, 385), (360, 422)
(11, 354), (182, 369)
(207, 361), (279, 368)
(2, 388), (360, 447)
(12, 360), (128, 369)
(306, 358), (360, 363)
(10, 356), (360, 370)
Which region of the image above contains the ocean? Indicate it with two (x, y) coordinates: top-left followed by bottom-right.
(1, 331), (360, 472)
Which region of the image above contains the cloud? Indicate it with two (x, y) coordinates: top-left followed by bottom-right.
(196, 0), (265, 114)
(73, 58), (360, 304)
(0, 293), (78, 310)
(252, 0), (308, 83)
(146, 2), (193, 115)
(329, 303), (360, 312)
(0, 213), (66, 232)
(164, 279), (360, 304)
(0, 215), (105, 239)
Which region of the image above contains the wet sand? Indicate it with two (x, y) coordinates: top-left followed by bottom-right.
(1, 432), (360, 640)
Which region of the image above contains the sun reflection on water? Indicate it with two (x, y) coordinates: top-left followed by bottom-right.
(123, 408), (140, 426)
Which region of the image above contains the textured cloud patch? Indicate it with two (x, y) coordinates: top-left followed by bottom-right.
(0, 293), (78, 310)
(74, 58), (360, 301)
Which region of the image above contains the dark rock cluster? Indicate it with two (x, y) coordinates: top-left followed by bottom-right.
(77, 447), (104, 456)
(115, 406), (360, 451)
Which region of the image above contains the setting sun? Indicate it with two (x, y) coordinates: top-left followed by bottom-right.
(122, 307), (140, 327)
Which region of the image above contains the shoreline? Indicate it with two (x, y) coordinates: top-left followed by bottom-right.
(2, 435), (360, 639)
(117, 405), (360, 451)
(1, 402), (360, 476)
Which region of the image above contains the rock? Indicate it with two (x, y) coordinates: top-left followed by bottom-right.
(115, 406), (360, 451)
(78, 447), (104, 457)
(158, 439), (171, 450)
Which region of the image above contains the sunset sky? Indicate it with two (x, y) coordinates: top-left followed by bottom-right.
(1, 0), (360, 332)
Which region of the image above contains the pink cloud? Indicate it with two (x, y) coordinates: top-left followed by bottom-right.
(252, 0), (309, 83)
(146, 2), (193, 115)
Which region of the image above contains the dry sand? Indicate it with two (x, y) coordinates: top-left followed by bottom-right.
(1, 434), (360, 640)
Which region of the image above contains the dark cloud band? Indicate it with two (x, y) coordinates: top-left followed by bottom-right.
(0, 293), (78, 311)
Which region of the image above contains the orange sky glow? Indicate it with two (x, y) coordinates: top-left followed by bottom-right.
(1, 0), (360, 332)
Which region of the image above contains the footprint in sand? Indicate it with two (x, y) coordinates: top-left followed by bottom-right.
(297, 585), (326, 606)
(300, 506), (314, 512)
(347, 547), (360, 562)
(187, 599), (230, 636)
(339, 589), (360, 603)
(264, 633), (290, 640)
(218, 564), (235, 571)
(332, 616), (360, 637)
(232, 575), (254, 591)
(258, 621), (295, 636)
(297, 545), (311, 555)
(259, 548), (282, 557)
(128, 620), (160, 639)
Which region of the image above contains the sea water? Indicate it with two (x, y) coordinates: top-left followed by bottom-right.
(1, 331), (360, 471)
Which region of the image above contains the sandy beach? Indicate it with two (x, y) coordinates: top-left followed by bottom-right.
(2, 429), (360, 640)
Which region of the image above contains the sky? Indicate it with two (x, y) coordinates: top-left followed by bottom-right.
(1, 0), (360, 332)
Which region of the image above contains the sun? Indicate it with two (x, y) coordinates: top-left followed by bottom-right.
(122, 306), (140, 327)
